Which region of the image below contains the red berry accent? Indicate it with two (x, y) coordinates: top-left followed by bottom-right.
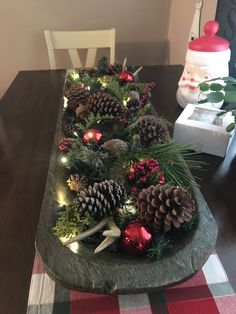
(130, 187), (138, 193)
(58, 138), (73, 153)
(128, 158), (163, 186)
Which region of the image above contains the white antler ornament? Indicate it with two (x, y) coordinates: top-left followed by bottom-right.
(63, 217), (121, 254)
(94, 217), (121, 254)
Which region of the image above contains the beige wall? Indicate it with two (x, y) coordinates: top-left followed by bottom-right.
(0, 0), (172, 98)
(168, 0), (218, 65)
(0, 0), (218, 98)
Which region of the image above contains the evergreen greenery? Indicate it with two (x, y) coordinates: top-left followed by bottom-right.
(147, 214), (198, 260)
(53, 204), (94, 238)
(54, 57), (203, 257)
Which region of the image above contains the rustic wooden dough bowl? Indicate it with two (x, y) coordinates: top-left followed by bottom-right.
(36, 100), (218, 294)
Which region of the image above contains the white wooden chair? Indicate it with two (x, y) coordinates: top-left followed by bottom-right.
(44, 28), (115, 69)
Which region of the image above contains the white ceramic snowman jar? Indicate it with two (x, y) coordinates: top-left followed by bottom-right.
(177, 20), (231, 109)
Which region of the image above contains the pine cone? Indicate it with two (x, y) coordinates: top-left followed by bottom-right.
(137, 115), (170, 145)
(63, 124), (76, 137)
(75, 180), (126, 220)
(88, 92), (124, 117)
(106, 63), (123, 75)
(75, 103), (90, 119)
(127, 98), (141, 114)
(140, 82), (156, 106)
(67, 173), (88, 193)
(66, 85), (89, 112)
(101, 139), (128, 156)
(136, 184), (196, 233)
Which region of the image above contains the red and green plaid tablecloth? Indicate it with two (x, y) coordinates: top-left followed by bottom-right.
(27, 253), (236, 314)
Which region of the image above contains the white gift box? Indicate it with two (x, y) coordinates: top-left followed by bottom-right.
(173, 104), (235, 157)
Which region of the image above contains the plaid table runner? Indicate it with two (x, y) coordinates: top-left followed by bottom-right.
(27, 253), (236, 314)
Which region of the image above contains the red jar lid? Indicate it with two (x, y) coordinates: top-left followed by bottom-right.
(189, 20), (229, 52)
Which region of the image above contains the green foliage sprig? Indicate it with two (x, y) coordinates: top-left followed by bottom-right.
(147, 214), (198, 260)
(147, 236), (174, 260)
(53, 204), (94, 238)
(66, 145), (110, 182)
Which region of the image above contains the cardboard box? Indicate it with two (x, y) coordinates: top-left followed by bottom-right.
(173, 104), (235, 157)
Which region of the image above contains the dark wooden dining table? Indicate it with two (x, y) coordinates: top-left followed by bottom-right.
(0, 66), (235, 314)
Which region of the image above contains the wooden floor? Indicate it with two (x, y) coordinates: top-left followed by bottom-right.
(199, 146), (236, 291)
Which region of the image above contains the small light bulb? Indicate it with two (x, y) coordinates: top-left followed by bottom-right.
(71, 71), (80, 80)
(73, 131), (78, 137)
(57, 190), (67, 206)
(86, 86), (91, 91)
(123, 97), (130, 107)
(130, 167), (135, 174)
(61, 157), (68, 163)
(63, 96), (68, 108)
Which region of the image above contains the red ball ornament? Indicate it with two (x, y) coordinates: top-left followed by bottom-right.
(121, 221), (152, 256)
(83, 129), (102, 144)
(119, 70), (134, 83)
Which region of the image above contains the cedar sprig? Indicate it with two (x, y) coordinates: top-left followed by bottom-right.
(53, 204), (94, 238)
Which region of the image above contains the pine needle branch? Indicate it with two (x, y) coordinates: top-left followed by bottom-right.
(133, 140), (204, 188)
(105, 80), (125, 103)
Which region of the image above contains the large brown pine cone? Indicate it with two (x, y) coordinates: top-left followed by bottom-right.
(66, 85), (89, 112)
(75, 180), (126, 220)
(136, 184), (196, 233)
(88, 92), (124, 117)
(137, 115), (170, 145)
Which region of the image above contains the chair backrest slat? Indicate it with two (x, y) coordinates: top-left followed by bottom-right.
(44, 29), (115, 69)
(85, 48), (96, 68)
(68, 49), (82, 68)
